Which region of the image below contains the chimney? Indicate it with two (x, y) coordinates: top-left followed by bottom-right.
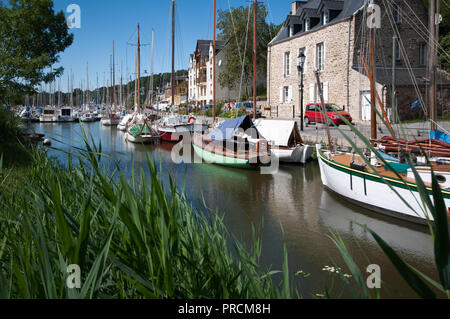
(291, 1), (307, 15)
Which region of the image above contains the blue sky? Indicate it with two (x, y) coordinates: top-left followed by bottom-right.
(52, 0), (289, 92)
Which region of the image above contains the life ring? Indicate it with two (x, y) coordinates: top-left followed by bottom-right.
(188, 116), (196, 124)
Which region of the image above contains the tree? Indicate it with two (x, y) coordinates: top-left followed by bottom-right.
(0, 0), (73, 104)
(216, 4), (281, 99)
(422, 0), (450, 70)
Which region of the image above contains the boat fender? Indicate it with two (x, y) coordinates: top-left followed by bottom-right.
(188, 116), (196, 124)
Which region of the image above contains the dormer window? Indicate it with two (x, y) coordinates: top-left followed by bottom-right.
(322, 11), (329, 25)
(289, 25), (294, 37)
(305, 19), (310, 31)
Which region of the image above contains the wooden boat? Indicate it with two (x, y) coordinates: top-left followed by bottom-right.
(192, 115), (271, 169)
(101, 114), (120, 126)
(157, 115), (209, 142)
(125, 118), (160, 144)
(317, 145), (450, 223)
(254, 119), (314, 164)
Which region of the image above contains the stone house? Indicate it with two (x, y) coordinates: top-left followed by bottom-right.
(267, 0), (450, 122)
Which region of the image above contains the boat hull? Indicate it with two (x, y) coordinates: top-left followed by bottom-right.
(317, 147), (450, 224)
(193, 144), (258, 169)
(101, 118), (120, 126)
(272, 145), (315, 164)
(125, 133), (159, 144)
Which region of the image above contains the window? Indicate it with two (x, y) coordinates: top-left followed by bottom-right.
(322, 11), (329, 25)
(284, 52), (291, 76)
(316, 43), (325, 71)
(284, 87), (289, 102)
(419, 44), (427, 66)
(393, 5), (401, 24)
(305, 19), (310, 31)
(395, 39), (401, 61)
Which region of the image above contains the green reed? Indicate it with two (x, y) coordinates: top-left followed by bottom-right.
(0, 133), (292, 299)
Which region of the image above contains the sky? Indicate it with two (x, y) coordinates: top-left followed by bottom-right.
(51, 0), (289, 92)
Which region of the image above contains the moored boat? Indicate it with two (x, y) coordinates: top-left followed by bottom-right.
(157, 115), (209, 142)
(254, 119), (314, 164)
(192, 115), (271, 169)
(316, 144), (450, 224)
(39, 107), (58, 123)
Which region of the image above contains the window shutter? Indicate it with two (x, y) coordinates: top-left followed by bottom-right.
(309, 84), (315, 103)
(280, 87), (284, 103)
(288, 86), (293, 102)
(323, 82), (329, 102)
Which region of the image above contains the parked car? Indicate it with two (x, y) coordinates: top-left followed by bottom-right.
(304, 103), (352, 126)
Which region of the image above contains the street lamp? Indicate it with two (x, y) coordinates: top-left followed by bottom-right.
(297, 51), (306, 131)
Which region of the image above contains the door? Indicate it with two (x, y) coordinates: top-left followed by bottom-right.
(361, 91), (371, 122)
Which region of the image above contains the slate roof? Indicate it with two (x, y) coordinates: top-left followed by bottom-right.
(195, 40), (227, 57)
(270, 0), (367, 46)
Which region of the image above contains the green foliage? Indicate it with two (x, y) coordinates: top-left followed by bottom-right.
(0, 0), (73, 102)
(440, 34), (450, 70)
(0, 107), (29, 165)
(216, 4), (279, 94)
(0, 133), (294, 299)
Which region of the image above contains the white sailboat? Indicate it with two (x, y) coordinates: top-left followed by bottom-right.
(101, 41), (120, 126)
(316, 1), (449, 224)
(125, 24), (160, 144)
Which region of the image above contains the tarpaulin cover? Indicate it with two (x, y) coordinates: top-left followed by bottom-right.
(430, 131), (450, 144)
(205, 115), (260, 141)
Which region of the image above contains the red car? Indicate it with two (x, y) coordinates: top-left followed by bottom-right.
(304, 103), (352, 126)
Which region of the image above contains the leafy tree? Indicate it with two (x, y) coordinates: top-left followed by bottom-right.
(422, 0), (450, 70)
(216, 4), (281, 98)
(0, 0), (73, 104)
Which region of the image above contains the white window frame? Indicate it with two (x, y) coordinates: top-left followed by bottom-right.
(322, 10), (329, 25)
(284, 51), (291, 77)
(316, 42), (325, 72)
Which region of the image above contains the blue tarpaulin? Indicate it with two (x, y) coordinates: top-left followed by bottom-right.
(377, 150), (400, 162)
(411, 99), (421, 109)
(205, 115), (260, 141)
(430, 130), (450, 144)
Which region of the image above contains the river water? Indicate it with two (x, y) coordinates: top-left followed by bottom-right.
(30, 121), (440, 299)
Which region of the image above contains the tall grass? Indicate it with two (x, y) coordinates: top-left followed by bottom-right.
(0, 133), (293, 299)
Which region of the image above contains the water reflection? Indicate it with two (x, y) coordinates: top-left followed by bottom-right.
(32, 122), (439, 298)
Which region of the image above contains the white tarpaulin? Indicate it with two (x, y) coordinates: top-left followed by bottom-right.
(254, 119), (297, 147)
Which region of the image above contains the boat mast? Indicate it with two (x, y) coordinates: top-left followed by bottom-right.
(429, 0), (439, 132)
(137, 24), (141, 114)
(113, 40), (116, 109)
(369, 2), (377, 141)
(151, 28), (155, 108)
(253, 0), (257, 120)
(86, 62), (89, 110)
(171, 0), (175, 108)
(213, 0), (216, 123)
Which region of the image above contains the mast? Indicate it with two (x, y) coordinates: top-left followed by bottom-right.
(151, 28), (155, 107)
(137, 24), (141, 113)
(369, 13), (377, 140)
(429, 0), (439, 132)
(113, 41), (116, 108)
(86, 62), (89, 110)
(213, 0), (216, 122)
(253, 0), (257, 120)
(171, 0), (175, 108)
